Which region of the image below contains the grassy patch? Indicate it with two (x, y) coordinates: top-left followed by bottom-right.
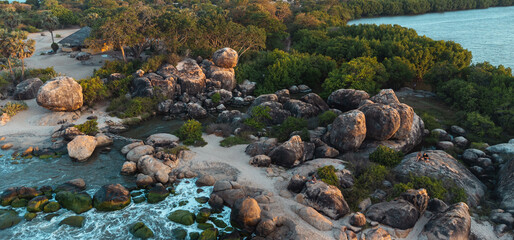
(163, 145), (190, 155)
(220, 136), (251, 147)
(1, 101), (28, 117)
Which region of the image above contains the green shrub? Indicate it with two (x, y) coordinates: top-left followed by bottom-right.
(420, 112), (441, 130)
(343, 164), (390, 211)
(94, 60), (142, 79)
(106, 76), (132, 98)
(470, 142), (488, 151)
(448, 186), (467, 204)
(318, 110), (337, 127)
(28, 67), (57, 82)
(392, 174), (467, 204)
(178, 119), (206, 146)
(1, 101), (28, 117)
(141, 55), (166, 73)
(244, 106), (271, 130)
(21, 25), (39, 33)
(317, 165), (339, 187)
(108, 96), (158, 118)
(220, 136), (250, 147)
(272, 116), (308, 142)
(211, 92), (221, 104)
(80, 77), (109, 106)
(464, 111), (501, 139)
(369, 145), (404, 167)
(55, 34), (61, 38)
(51, 42), (58, 52)
(164, 145), (190, 155)
(75, 119), (98, 136)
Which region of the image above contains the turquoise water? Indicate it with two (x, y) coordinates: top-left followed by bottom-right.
(349, 6), (514, 69)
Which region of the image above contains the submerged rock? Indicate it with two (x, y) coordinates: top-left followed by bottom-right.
(55, 191), (92, 214)
(37, 76), (83, 111)
(168, 210), (195, 225)
(27, 196), (49, 212)
(130, 222), (154, 239)
(59, 216), (85, 228)
(147, 183), (169, 204)
(93, 184), (131, 211)
(0, 209), (22, 230)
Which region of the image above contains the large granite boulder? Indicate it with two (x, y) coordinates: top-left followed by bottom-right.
(187, 102), (207, 119)
(67, 135), (97, 162)
(126, 145), (154, 162)
(401, 188), (429, 214)
(269, 135), (304, 168)
(296, 206), (333, 231)
(251, 94), (278, 106)
(176, 58), (206, 95)
(257, 101), (291, 125)
(497, 157), (514, 210)
(55, 191), (92, 214)
(37, 76), (83, 111)
(93, 184), (131, 211)
(131, 76), (153, 97)
(328, 110), (366, 152)
(300, 93), (329, 112)
(283, 99), (320, 118)
(390, 103), (414, 140)
(421, 202), (471, 240)
(13, 78), (43, 100)
(327, 89), (369, 112)
(370, 89), (400, 105)
(366, 199), (419, 230)
(360, 103), (401, 141)
(393, 150), (486, 207)
(230, 197), (261, 231)
(245, 138), (278, 156)
(0, 209), (21, 230)
(212, 48), (238, 68)
(210, 67), (236, 91)
(302, 181), (350, 219)
(145, 133), (179, 148)
(137, 155), (173, 184)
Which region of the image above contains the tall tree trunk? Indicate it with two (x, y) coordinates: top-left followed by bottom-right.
(7, 58), (15, 82)
(21, 58), (25, 81)
(120, 44), (127, 62)
(50, 30), (54, 44)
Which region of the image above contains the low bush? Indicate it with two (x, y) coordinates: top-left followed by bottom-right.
(317, 165), (339, 187)
(107, 96), (158, 118)
(392, 174), (467, 204)
(419, 112), (441, 130)
(0, 101), (28, 117)
(244, 106), (271, 130)
(369, 145), (404, 167)
(28, 67), (57, 82)
(423, 131), (439, 147)
(75, 119), (98, 136)
(141, 55), (166, 73)
(164, 145), (190, 155)
(272, 116), (309, 142)
(343, 164), (390, 211)
(177, 119), (206, 146)
(211, 92), (221, 104)
(220, 136), (251, 147)
(318, 110), (337, 127)
(94, 60), (142, 79)
(470, 142), (488, 151)
(79, 77), (109, 106)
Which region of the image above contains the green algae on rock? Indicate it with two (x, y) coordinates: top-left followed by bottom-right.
(168, 210), (195, 225)
(130, 222), (154, 239)
(55, 191), (92, 214)
(59, 216), (85, 228)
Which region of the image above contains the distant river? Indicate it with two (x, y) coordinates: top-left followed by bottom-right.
(349, 6), (514, 69)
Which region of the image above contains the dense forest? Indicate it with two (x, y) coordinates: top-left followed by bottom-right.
(0, 0), (513, 141)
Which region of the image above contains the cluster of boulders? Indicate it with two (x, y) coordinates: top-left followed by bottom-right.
(120, 133), (185, 188)
(243, 89), (423, 169)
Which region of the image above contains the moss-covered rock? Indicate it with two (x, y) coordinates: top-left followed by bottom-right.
(168, 210), (195, 225)
(39, 186), (53, 198)
(197, 223), (214, 230)
(133, 196), (146, 204)
(0, 209), (22, 230)
(147, 184), (169, 204)
(200, 228), (218, 240)
(189, 232), (200, 240)
(196, 208), (211, 223)
(44, 214), (59, 221)
(179, 200), (188, 206)
(59, 216), (85, 228)
(27, 196), (49, 212)
(93, 184), (131, 211)
(209, 217), (227, 228)
(172, 228), (188, 240)
(11, 198), (28, 208)
(195, 197), (209, 204)
(131, 191), (143, 197)
(1, 188), (19, 206)
(130, 222), (154, 239)
(55, 191), (92, 214)
(24, 212), (37, 221)
(43, 201), (61, 213)
(1, 187), (41, 206)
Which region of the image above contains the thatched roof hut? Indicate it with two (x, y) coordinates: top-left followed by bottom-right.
(58, 27), (91, 47)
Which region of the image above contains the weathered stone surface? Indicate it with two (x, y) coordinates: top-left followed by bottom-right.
(136, 174), (154, 188)
(250, 155), (271, 167)
(315, 145), (339, 158)
(212, 47), (238, 68)
(55, 178), (86, 193)
(421, 202), (471, 240)
(93, 184), (131, 211)
(95, 133), (113, 147)
(327, 89), (370, 112)
(187, 102), (207, 119)
(245, 138), (278, 156)
(253, 101), (291, 125)
(0, 210), (22, 230)
(176, 58), (206, 95)
(427, 198), (448, 213)
(251, 94), (278, 106)
(401, 188), (429, 214)
(498, 156), (514, 210)
(393, 150), (486, 207)
(350, 212), (366, 227)
(287, 174), (307, 193)
(55, 191), (92, 214)
(131, 77), (153, 97)
(296, 206), (333, 231)
(137, 155), (172, 184)
(300, 93), (329, 112)
(230, 197), (261, 231)
(269, 135), (304, 168)
(390, 103), (414, 140)
(302, 181), (350, 219)
(275, 89), (290, 103)
(366, 199), (419, 230)
(67, 135), (97, 162)
(37, 76), (83, 111)
(210, 68), (236, 91)
(370, 89), (400, 105)
(130, 222), (154, 239)
(126, 145), (154, 162)
(196, 175), (216, 187)
(27, 196), (49, 212)
(365, 227), (391, 240)
(14, 78), (43, 100)
(145, 133), (179, 147)
(360, 103), (401, 141)
(121, 142), (144, 155)
(328, 110), (367, 152)
(147, 183), (169, 203)
(283, 99), (320, 118)
(437, 141), (454, 150)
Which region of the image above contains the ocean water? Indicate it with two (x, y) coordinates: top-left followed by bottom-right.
(349, 6), (514, 69)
